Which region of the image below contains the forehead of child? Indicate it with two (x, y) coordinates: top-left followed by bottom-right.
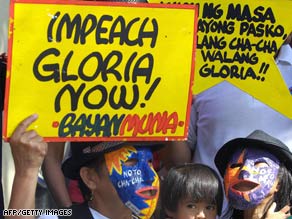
(178, 198), (217, 211)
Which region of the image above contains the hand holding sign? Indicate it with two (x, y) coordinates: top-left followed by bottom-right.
(10, 114), (48, 175)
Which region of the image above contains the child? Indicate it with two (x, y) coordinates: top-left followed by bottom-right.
(161, 163), (223, 219)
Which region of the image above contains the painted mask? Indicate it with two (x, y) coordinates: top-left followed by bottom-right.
(104, 145), (159, 219)
(224, 147), (280, 210)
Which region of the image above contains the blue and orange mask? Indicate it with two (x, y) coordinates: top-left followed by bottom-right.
(104, 145), (159, 218)
(224, 147), (280, 210)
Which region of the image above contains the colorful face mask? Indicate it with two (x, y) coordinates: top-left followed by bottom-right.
(224, 147), (280, 210)
(104, 145), (159, 219)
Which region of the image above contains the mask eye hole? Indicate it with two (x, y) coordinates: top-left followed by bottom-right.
(230, 163), (242, 169)
(148, 159), (154, 167)
(254, 161), (268, 168)
(124, 158), (138, 167)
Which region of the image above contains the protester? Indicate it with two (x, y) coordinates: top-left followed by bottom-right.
(42, 141), (168, 209)
(215, 130), (292, 219)
(8, 114), (161, 219)
(168, 34), (292, 217)
(160, 163), (223, 219)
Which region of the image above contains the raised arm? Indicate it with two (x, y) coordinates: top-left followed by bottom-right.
(8, 114), (48, 219)
(42, 142), (72, 207)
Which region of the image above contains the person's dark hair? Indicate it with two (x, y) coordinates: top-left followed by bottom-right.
(273, 163), (292, 211)
(161, 163), (223, 216)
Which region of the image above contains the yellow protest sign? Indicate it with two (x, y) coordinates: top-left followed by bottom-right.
(4, 0), (197, 141)
(149, 0), (292, 119)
